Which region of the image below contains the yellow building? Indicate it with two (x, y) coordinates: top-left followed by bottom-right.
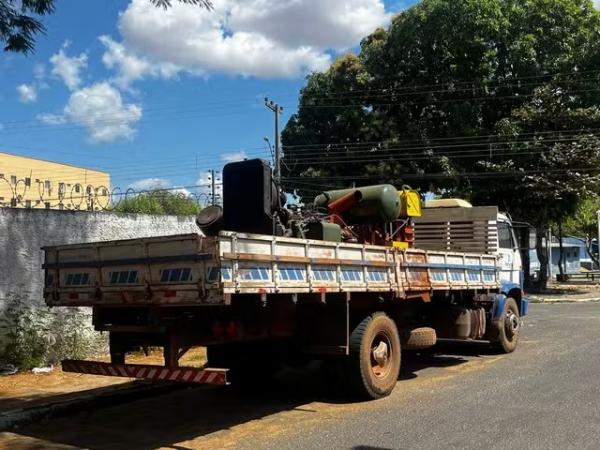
(0, 151), (111, 210)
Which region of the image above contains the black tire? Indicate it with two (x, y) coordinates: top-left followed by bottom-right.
(490, 297), (520, 353)
(109, 333), (128, 364)
(402, 327), (437, 350)
(347, 313), (401, 399)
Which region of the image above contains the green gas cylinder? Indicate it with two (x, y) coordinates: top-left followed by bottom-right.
(314, 184), (401, 222)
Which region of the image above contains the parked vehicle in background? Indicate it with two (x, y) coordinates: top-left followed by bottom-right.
(43, 160), (527, 399)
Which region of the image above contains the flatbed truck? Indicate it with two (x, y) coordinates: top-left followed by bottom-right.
(43, 160), (528, 399)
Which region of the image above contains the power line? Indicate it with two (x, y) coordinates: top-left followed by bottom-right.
(281, 127), (600, 150)
(291, 68), (600, 99)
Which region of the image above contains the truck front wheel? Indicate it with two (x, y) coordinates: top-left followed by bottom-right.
(348, 313), (401, 399)
(490, 297), (520, 353)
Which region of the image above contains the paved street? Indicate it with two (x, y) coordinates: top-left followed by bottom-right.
(2, 302), (600, 450)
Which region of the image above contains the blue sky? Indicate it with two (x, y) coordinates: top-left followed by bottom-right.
(1, 0), (415, 195)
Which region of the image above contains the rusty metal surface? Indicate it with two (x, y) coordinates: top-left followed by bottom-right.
(45, 231), (500, 306)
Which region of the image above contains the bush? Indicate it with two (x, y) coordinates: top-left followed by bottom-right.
(0, 294), (107, 370)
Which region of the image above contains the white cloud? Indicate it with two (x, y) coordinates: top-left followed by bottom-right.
(40, 82), (142, 143)
(37, 113), (67, 125)
(50, 44), (88, 90)
(129, 178), (192, 196)
(129, 177), (171, 190)
(33, 63), (46, 80)
(107, 0), (389, 79)
(65, 82), (142, 143)
(221, 151), (248, 163)
(99, 35), (178, 88)
(16, 83), (37, 103)
(228, 0), (390, 49)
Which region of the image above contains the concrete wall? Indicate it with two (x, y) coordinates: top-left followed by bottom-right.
(0, 208), (198, 311)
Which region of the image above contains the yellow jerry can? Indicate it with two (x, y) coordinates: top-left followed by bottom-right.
(399, 186), (421, 217)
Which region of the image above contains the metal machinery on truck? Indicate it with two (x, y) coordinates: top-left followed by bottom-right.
(43, 159), (528, 399)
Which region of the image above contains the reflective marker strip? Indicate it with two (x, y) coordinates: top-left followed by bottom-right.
(61, 360), (228, 385)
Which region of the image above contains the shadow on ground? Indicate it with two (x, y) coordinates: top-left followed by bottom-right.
(6, 343), (485, 450)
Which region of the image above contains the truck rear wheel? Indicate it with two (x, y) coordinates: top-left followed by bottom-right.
(348, 313), (401, 399)
(491, 297), (520, 353)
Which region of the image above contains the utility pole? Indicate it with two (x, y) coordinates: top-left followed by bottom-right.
(547, 228), (553, 282)
(210, 169), (216, 206)
(596, 210), (600, 269)
(203, 170), (221, 206)
(264, 98), (284, 185)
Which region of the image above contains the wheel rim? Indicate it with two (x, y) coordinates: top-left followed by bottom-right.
(370, 331), (393, 378)
(504, 311), (519, 339)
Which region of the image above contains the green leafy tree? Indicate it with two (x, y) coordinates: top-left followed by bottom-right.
(114, 191), (201, 216)
(469, 86), (600, 285)
(563, 196), (600, 267)
(283, 0), (600, 288)
(1, 0), (212, 53)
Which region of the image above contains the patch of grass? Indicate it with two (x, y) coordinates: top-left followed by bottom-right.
(0, 294), (107, 370)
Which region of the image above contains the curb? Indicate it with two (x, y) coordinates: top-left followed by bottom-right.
(0, 381), (184, 431)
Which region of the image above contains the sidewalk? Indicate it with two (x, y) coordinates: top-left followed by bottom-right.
(527, 282), (600, 303)
(0, 349), (205, 430)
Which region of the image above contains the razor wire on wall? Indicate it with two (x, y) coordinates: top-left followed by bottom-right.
(0, 175), (220, 211)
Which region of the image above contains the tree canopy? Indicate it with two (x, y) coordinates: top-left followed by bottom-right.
(0, 0), (212, 53)
(283, 0), (600, 287)
(562, 196), (600, 265)
(284, 4), (600, 207)
(114, 191), (201, 216)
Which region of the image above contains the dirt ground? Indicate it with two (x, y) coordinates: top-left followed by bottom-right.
(0, 348), (206, 413)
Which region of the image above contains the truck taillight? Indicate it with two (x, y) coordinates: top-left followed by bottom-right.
(225, 321), (239, 339)
(211, 321), (224, 339)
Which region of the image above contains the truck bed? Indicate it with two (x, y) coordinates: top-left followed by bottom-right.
(44, 231), (500, 307)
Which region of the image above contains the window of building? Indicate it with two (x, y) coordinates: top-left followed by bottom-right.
(25, 200), (31, 208)
(74, 185), (81, 193)
(25, 178), (31, 187)
(45, 202), (51, 209)
(10, 175), (16, 185)
(44, 180), (51, 191)
(58, 183), (65, 195)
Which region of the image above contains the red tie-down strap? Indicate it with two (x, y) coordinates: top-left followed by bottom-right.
(61, 360), (228, 385)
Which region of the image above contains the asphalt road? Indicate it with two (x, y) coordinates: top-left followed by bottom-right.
(2, 302), (600, 450)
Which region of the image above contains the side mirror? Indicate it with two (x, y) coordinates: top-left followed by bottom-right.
(528, 229), (537, 250)
(511, 221), (537, 251)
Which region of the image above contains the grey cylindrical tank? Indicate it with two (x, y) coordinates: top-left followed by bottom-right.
(314, 184), (401, 222)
